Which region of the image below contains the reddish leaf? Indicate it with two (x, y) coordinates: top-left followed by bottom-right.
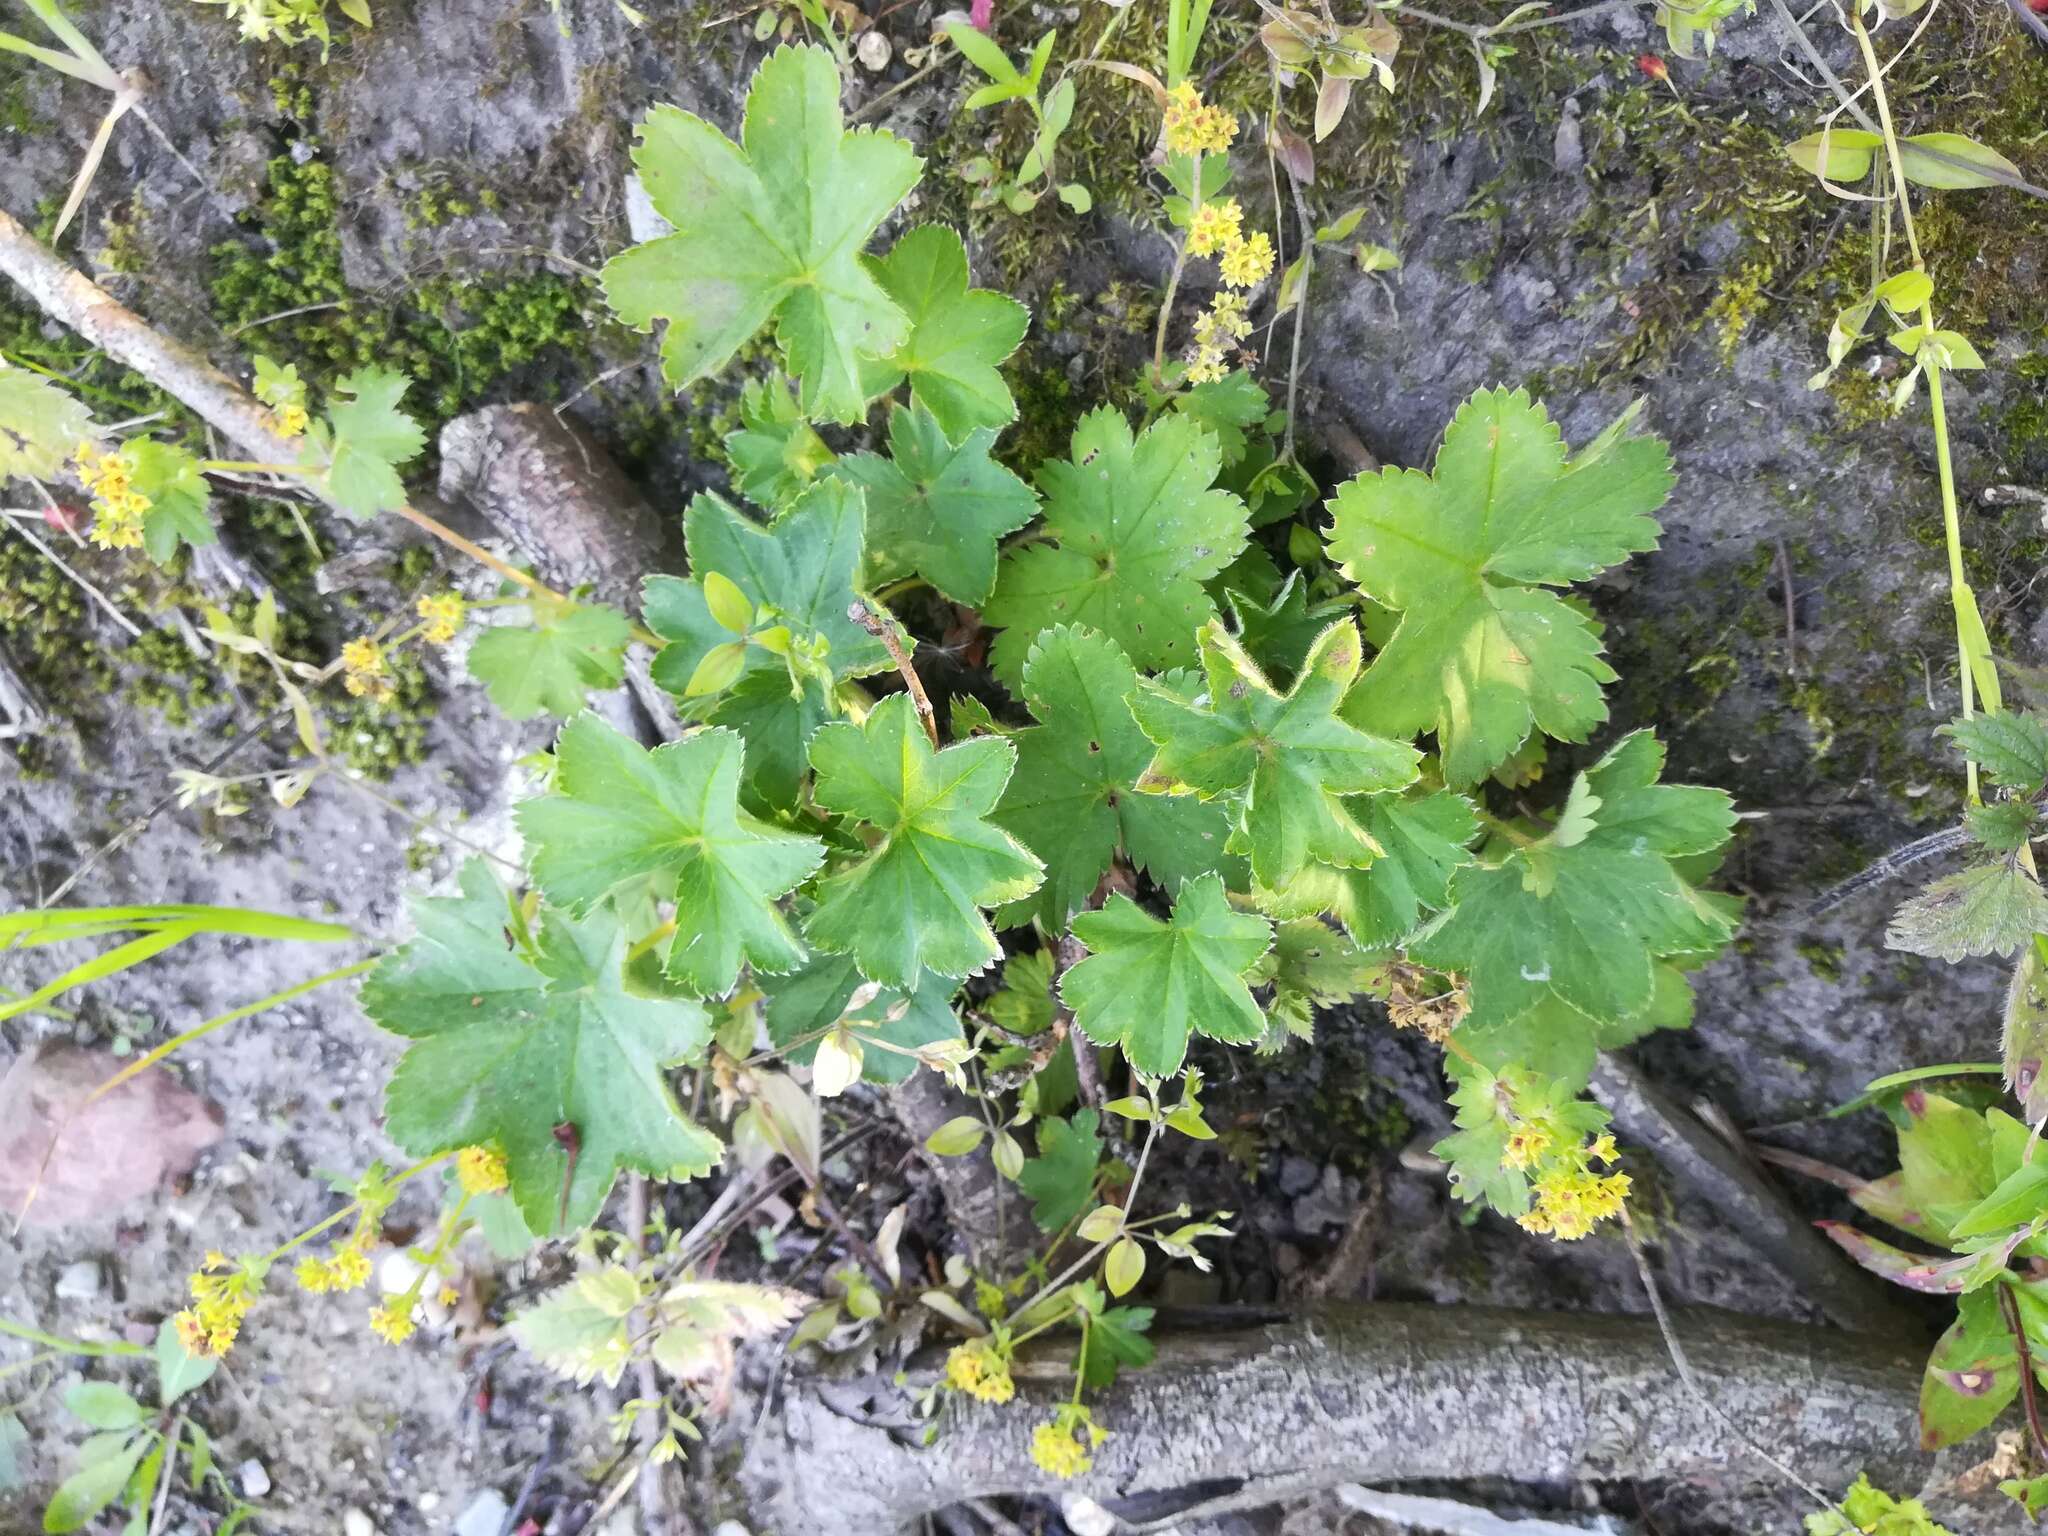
(0, 1044), (222, 1227)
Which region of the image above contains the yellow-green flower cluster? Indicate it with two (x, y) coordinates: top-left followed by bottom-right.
(1180, 199), (1277, 384)
(341, 636), (390, 701)
(174, 1251), (263, 1358)
(1184, 292), (1252, 385)
(1162, 83), (1238, 157)
(456, 1143), (509, 1196)
(944, 1339), (1016, 1404)
(294, 1240), (372, 1294)
(73, 441), (151, 552)
(1029, 1403), (1107, 1479)
(369, 1299), (418, 1345)
(416, 592), (466, 647)
(1514, 1126), (1628, 1242)
(1186, 199), (1243, 259)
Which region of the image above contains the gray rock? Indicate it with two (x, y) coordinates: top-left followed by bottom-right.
(454, 1489), (510, 1536)
(1276, 1154), (1320, 1196)
(54, 1259), (101, 1301)
(236, 1459), (271, 1499)
(1290, 1165), (1355, 1232)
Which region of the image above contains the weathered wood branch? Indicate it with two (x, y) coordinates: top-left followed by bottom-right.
(0, 206), (299, 468)
(1588, 1053), (1923, 1337)
(742, 1301), (1985, 1532)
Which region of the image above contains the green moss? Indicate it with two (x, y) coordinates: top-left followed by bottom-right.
(207, 151), (601, 441)
(1797, 938), (1846, 983)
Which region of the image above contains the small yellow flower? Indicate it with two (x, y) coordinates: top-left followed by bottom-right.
(341, 637), (388, 699)
(1186, 199), (1243, 258)
(1502, 1122), (1553, 1171)
(272, 402), (310, 439)
(295, 1256), (334, 1293)
(1030, 1421), (1094, 1479)
(1192, 291), (1251, 349)
(1162, 82), (1202, 155)
(437, 1285), (460, 1308)
(1187, 102), (1228, 156)
(1218, 230), (1275, 289)
(174, 1311), (210, 1356)
(183, 1260), (259, 1356)
(416, 591), (465, 646)
(1590, 1133), (1618, 1164)
(457, 1143), (509, 1196)
(944, 1340), (1015, 1404)
(1183, 351), (1229, 386)
(369, 1300), (417, 1346)
(87, 494), (146, 551)
(203, 1250), (230, 1271)
(328, 1244), (372, 1292)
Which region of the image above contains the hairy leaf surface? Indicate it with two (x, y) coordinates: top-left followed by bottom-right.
(983, 408), (1248, 686)
(1132, 618), (1418, 888)
(804, 692), (1043, 987)
(1062, 873), (1272, 1077)
(363, 863), (720, 1234)
(1324, 388), (1670, 786)
(601, 45), (922, 422)
(519, 716), (824, 996)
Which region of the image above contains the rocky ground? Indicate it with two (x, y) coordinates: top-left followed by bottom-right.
(3, 0), (2047, 1530)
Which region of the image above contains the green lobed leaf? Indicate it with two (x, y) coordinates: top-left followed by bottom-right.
(1132, 618), (1419, 889)
(644, 482), (888, 805)
(1325, 388), (1671, 787)
(311, 367), (425, 517)
(647, 483), (889, 690)
(1062, 873), (1274, 1078)
(1017, 1108), (1103, 1231)
(984, 407), (1250, 687)
(601, 46), (923, 423)
(858, 224), (1029, 440)
(725, 373), (835, 508)
(468, 601), (632, 720)
(362, 861), (721, 1234)
(829, 401), (1037, 605)
(804, 692), (1044, 987)
(510, 1266), (637, 1387)
(518, 715), (825, 997)
(1222, 572), (1352, 686)
(1255, 789), (1480, 947)
(0, 363), (94, 482)
(1076, 1299), (1154, 1389)
(127, 440), (216, 564)
(1941, 711), (2048, 795)
(1411, 730), (1736, 1027)
(1886, 860), (2048, 964)
(989, 625), (1240, 930)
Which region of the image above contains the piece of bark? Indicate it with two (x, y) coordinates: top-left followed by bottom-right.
(438, 404), (684, 743)
(1587, 1053), (1923, 1338)
(438, 405), (676, 617)
(741, 1301), (1985, 1531)
(0, 1043), (223, 1227)
(887, 1069), (1039, 1278)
